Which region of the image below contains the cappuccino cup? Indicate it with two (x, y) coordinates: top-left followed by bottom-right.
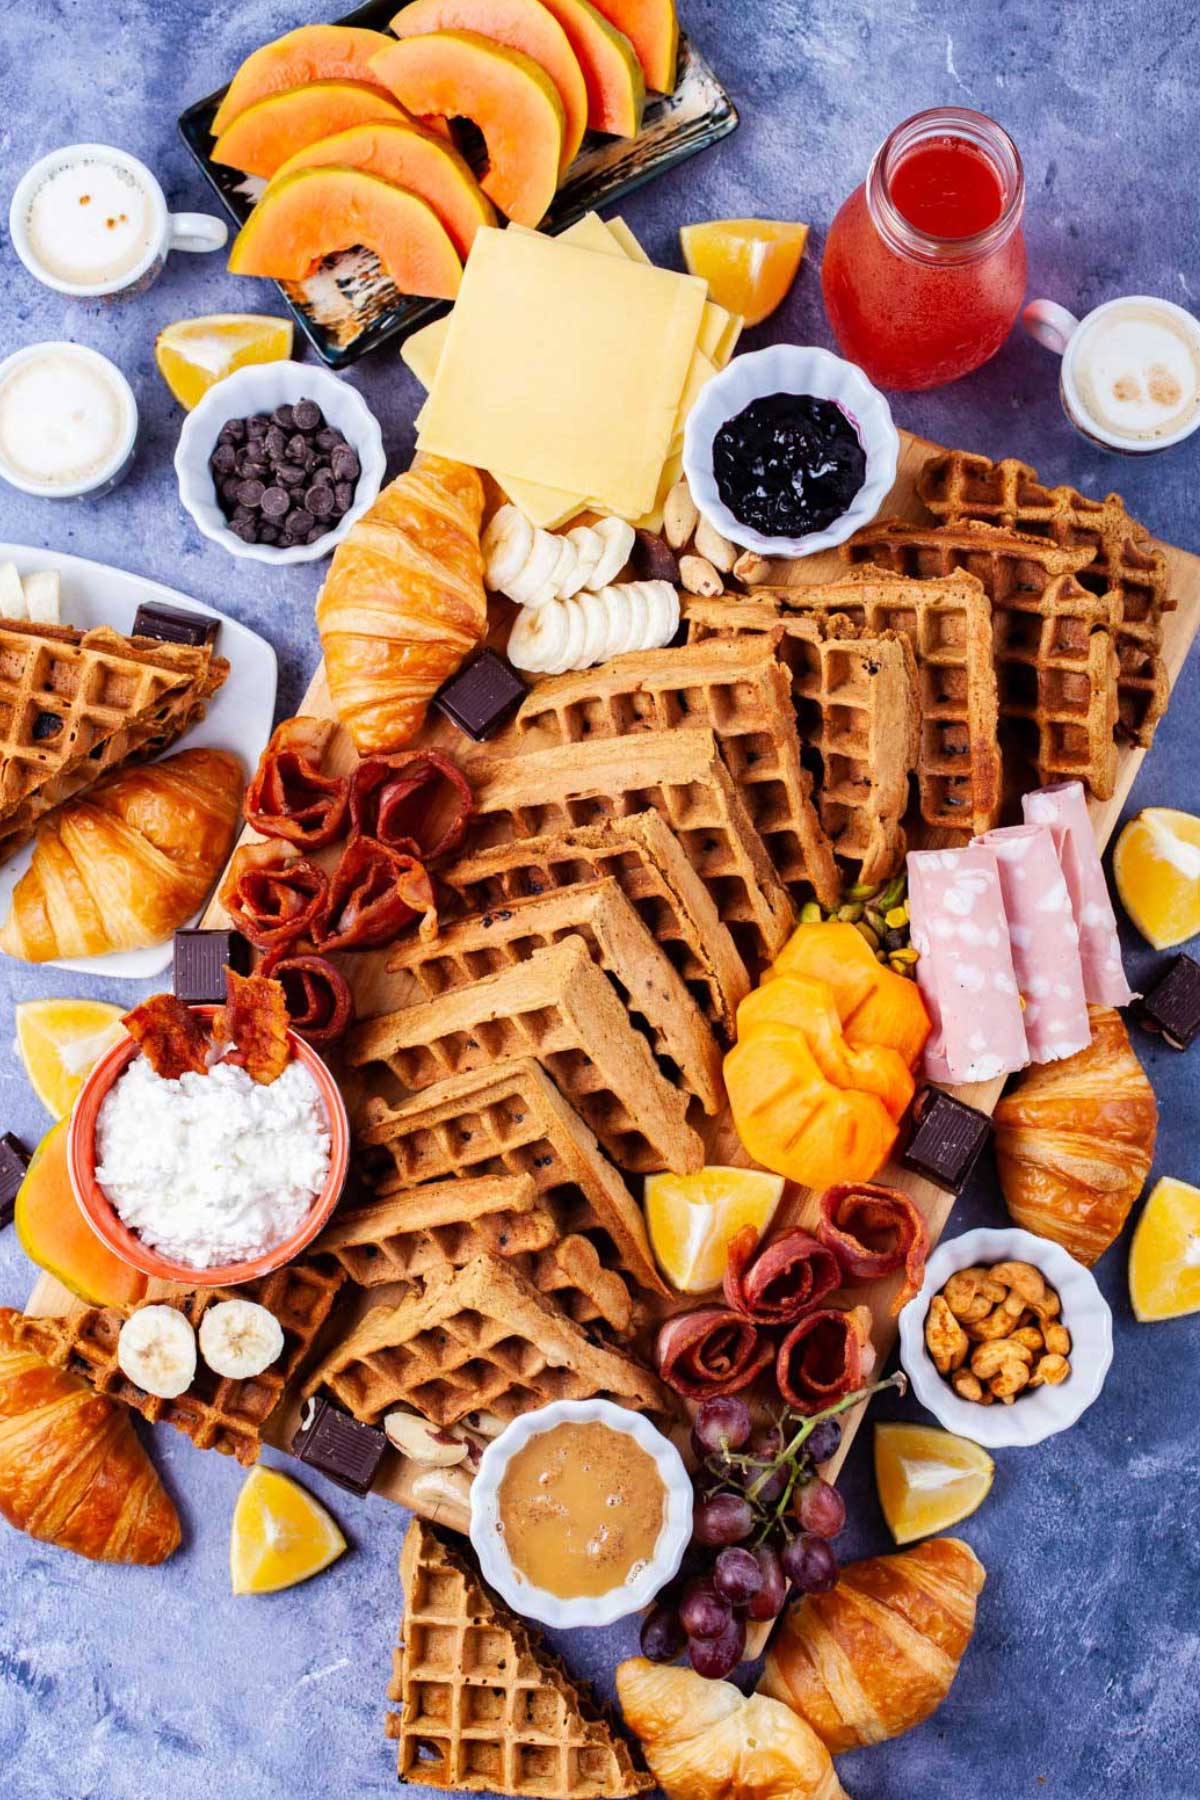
(0, 343), (138, 499)
(1024, 294), (1200, 454)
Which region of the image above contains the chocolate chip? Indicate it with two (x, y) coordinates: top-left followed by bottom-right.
(264, 425), (287, 460)
(229, 519), (258, 543)
(333, 481), (354, 512)
(286, 432), (308, 462)
(306, 525), (327, 544)
(277, 463), (306, 486)
(230, 504), (256, 525)
(258, 524), (279, 545)
(331, 447), (360, 482)
(211, 442), (236, 475)
(293, 400), (322, 431)
(247, 415), (268, 438)
(306, 484), (335, 518)
(261, 486), (290, 519)
(32, 710), (62, 741)
(271, 404), (295, 430)
(310, 463), (333, 486)
(236, 478), (265, 508)
(220, 418), (246, 443)
(285, 508), (314, 536)
(315, 428), (340, 451)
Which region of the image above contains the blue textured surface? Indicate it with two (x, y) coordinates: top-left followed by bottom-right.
(2, 2), (1199, 1796)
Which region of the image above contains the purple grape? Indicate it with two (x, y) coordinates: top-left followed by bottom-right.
(640, 1603), (685, 1664)
(804, 1418), (843, 1465)
(743, 1424), (787, 1503)
(793, 1476), (847, 1539)
(692, 1394), (753, 1456)
(687, 1612), (746, 1680)
(692, 1494), (754, 1547)
(744, 1545), (788, 1621)
(781, 1532), (839, 1595)
(680, 1578), (732, 1640)
(712, 1546), (763, 1605)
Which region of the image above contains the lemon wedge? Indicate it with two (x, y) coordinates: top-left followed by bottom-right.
(680, 220), (809, 327)
(230, 1466), (346, 1595)
(1129, 1176), (1200, 1322)
(16, 998), (126, 1120)
(874, 1423), (994, 1545)
(645, 1164), (784, 1293)
(155, 313), (293, 410)
(1113, 807), (1200, 950)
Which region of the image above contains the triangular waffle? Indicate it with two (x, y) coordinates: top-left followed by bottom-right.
(386, 1520), (653, 1796)
(348, 937), (703, 1177)
(845, 513), (1096, 594)
(16, 1259), (344, 1465)
(388, 877), (723, 1119)
(304, 1252), (672, 1428)
(512, 640), (840, 908)
(469, 730), (794, 968)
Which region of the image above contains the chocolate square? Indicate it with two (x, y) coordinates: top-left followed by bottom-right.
(1136, 953), (1200, 1051)
(902, 1087), (992, 1195)
(0, 1133), (31, 1229)
(291, 1395), (387, 1496)
(434, 650), (527, 741)
(173, 929), (252, 1004)
(132, 602), (219, 648)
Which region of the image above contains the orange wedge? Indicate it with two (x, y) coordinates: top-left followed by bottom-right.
(230, 1467), (347, 1594)
(155, 314), (293, 411)
(680, 219), (808, 327)
(645, 1165), (783, 1293)
(1129, 1176), (1200, 1322)
(874, 1423), (994, 1545)
(1113, 808), (1200, 950)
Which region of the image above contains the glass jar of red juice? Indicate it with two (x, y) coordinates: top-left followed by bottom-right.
(822, 107), (1027, 390)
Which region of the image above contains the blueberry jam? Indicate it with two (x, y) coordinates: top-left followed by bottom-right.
(712, 392), (867, 539)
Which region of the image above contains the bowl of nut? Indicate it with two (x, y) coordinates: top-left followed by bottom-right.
(898, 1227), (1112, 1449)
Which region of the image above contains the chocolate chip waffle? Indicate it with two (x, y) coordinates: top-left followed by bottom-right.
(386, 1520), (653, 1796)
(512, 641), (840, 909)
(387, 877), (723, 1119)
(468, 731), (795, 968)
(304, 1252), (672, 1428)
(918, 448), (1171, 742)
(17, 1259), (344, 1465)
(348, 937), (703, 1176)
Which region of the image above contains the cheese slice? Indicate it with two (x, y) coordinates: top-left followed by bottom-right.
(602, 215), (741, 364)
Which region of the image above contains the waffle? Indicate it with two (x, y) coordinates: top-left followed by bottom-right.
(685, 597), (918, 883)
(386, 1520), (653, 1796)
(387, 877), (723, 1119)
(989, 570), (1119, 797)
(513, 641), (840, 908)
(845, 514), (1096, 593)
(441, 812), (749, 1042)
(304, 1252), (672, 1428)
(16, 1259), (344, 1465)
(348, 937), (702, 1176)
(753, 569), (1002, 836)
(469, 730), (794, 968)
(918, 448), (1171, 742)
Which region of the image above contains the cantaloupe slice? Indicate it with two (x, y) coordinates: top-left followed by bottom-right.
(588, 0), (678, 93)
(390, 0), (588, 171)
(212, 82), (412, 180)
(213, 25), (400, 135)
(230, 167), (463, 298)
(537, 0), (644, 135)
(271, 121), (495, 258)
(14, 1120), (147, 1310)
(371, 31), (564, 226)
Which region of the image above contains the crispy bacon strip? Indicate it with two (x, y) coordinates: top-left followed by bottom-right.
(349, 750), (473, 864)
(817, 1182), (931, 1315)
(260, 949), (354, 1048)
(722, 1226), (843, 1325)
(123, 994), (209, 1081)
(316, 837), (438, 952)
(219, 841), (329, 953)
(776, 1305), (876, 1414)
(655, 1307), (774, 1400)
(244, 717), (350, 850)
(214, 969), (290, 1085)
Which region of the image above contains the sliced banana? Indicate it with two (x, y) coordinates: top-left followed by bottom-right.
(118, 1305), (197, 1399)
(508, 601), (568, 673)
(549, 534), (581, 599)
(503, 529), (563, 605)
(568, 524), (604, 593)
(482, 505), (533, 593)
(544, 597), (587, 675)
(642, 579), (681, 649)
(577, 588), (611, 668)
(22, 571), (61, 623)
(0, 563), (27, 619)
(198, 1299), (285, 1380)
(618, 582), (651, 657)
(587, 517), (636, 591)
(598, 583), (634, 660)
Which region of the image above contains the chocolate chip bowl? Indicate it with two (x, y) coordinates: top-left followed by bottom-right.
(175, 362), (384, 566)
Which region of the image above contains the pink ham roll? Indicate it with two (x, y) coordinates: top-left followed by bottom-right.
(974, 824), (1092, 1063)
(907, 844), (1029, 1085)
(1023, 781), (1133, 1006)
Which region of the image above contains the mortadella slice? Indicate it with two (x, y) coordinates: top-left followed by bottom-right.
(907, 845), (1029, 1085)
(1023, 780), (1133, 1006)
(974, 824), (1092, 1064)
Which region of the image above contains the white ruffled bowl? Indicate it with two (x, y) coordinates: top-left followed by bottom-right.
(468, 1398), (692, 1629)
(899, 1226), (1113, 1450)
(682, 343), (899, 559)
(175, 361), (385, 565)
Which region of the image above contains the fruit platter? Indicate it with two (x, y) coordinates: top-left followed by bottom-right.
(2, 3), (1200, 1797)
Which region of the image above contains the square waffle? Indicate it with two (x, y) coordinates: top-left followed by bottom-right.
(468, 730), (794, 968)
(512, 640), (840, 908)
(387, 877), (723, 1119)
(347, 937), (703, 1177)
(386, 1519), (653, 1796)
(303, 1252), (672, 1428)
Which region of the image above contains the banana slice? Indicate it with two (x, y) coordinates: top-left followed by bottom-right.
(22, 571), (61, 624)
(618, 582), (651, 656)
(508, 601), (569, 673)
(199, 1299), (285, 1380)
(482, 505), (533, 593)
(587, 517), (637, 591)
(0, 563), (28, 619)
(538, 598), (584, 675)
(577, 588), (611, 668)
(641, 579), (681, 649)
(118, 1305), (197, 1399)
(598, 584), (633, 660)
(548, 534), (580, 599)
(568, 525), (604, 593)
(503, 529), (563, 605)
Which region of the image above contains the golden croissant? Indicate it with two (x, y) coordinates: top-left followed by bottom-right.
(0, 747), (243, 961)
(994, 1006), (1158, 1265)
(316, 453), (487, 752)
(616, 1659), (848, 1800)
(758, 1537), (986, 1753)
(0, 1309), (180, 1564)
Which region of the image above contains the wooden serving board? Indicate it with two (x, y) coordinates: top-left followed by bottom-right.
(26, 429), (1200, 1539)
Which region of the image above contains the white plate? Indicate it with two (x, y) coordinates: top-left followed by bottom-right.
(0, 543), (277, 980)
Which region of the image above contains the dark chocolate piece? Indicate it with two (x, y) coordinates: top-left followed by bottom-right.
(631, 529), (680, 585)
(434, 650), (527, 741)
(901, 1087), (992, 1195)
(291, 1395), (387, 1496)
(1136, 952), (1200, 1051)
(0, 1132), (31, 1229)
(132, 602), (219, 648)
(173, 928), (252, 1005)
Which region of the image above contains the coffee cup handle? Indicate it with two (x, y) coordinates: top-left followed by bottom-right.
(1022, 299), (1081, 357)
(168, 212), (229, 255)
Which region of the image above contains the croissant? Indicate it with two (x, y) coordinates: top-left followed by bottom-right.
(0, 747), (243, 961)
(994, 1006), (1158, 1265)
(0, 1309), (179, 1564)
(758, 1537), (986, 1753)
(316, 453), (487, 752)
(616, 1659), (847, 1800)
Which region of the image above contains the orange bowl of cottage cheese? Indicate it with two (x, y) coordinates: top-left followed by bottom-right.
(67, 1006), (349, 1286)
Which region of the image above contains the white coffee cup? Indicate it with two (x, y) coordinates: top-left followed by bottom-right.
(1024, 293), (1200, 454)
(0, 343), (139, 499)
(9, 144), (227, 300)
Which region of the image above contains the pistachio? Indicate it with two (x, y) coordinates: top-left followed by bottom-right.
(800, 900), (824, 923)
(662, 478), (699, 550)
(854, 920), (880, 950)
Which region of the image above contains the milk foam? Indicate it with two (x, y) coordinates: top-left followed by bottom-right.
(25, 156), (156, 288)
(1073, 303), (1200, 441)
(0, 351), (131, 487)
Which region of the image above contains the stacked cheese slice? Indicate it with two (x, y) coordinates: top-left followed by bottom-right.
(403, 211), (742, 529)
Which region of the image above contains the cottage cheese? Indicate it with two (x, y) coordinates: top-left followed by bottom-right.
(95, 1055), (331, 1269)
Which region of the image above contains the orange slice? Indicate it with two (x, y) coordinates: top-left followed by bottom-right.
(679, 219), (809, 327)
(155, 314), (293, 411)
(645, 1165), (783, 1293)
(874, 1423), (994, 1545)
(1113, 808), (1200, 950)
(1129, 1176), (1200, 1322)
(16, 998), (125, 1119)
(230, 1467), (347, 1594)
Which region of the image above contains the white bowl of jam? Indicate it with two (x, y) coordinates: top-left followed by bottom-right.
(469, 1398), (693, 1629)
(683, 344), (900, 559)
